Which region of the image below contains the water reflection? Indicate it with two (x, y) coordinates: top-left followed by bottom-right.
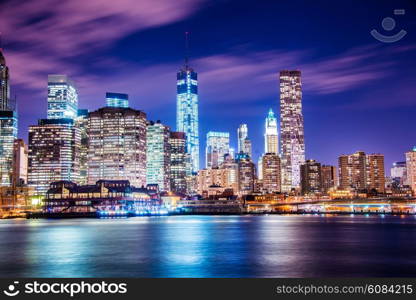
(0, 215), (415, 277)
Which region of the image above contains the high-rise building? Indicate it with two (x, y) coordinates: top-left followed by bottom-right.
(106, 92), (129, 108)
(264, 108), (278, 154)
(0, 111), (17, 187)
(87, 107), (147, 187)
(146, 121), (171, 191)
(0, 48), (10, 111)
(300, 160), (322, 195)
(28, 119), (80, 195)
(238, 124), (248, 153)
(47, 75), (78, 120)
(243, 139), (252, 158)
(0, 49), (18, 187)
(12, 139), (28, 186)
(75, 109), (89, 185)
(391, 161), (407, 185)
(206, 131), (230, 168)
(366, 154), (385, 193)
(338, 151), (385, 193)
(279, 71), (305, 192)
(405, 147), (416, 194)
(169, 131), (187, 194)
(261, 153), (281, 193)
(236, 153), (256, 195)
(321, 165), (337, 193)
(176, 39), (199, 173)
(338, 151), (367, 191)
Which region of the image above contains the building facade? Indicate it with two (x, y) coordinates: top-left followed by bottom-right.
(0, 49), (18, 187)
(264, 108), (278, 154)
(0, 110), (17, 187)
(391, 161), (407, 185)
(366, 154), (385, 193)
(261, 153), (281, 193)
(47, 75), (78, 120)
(339, 151), (385, 193)
(176, 65), (199, 173)
(169, 131), (187, 194)
(146, 121), (171, 191)
(321, 165), (337, 193)
(237, 153), (256, 195)
(75, 109), (89, 185)
(106, 92), (129, 108)
(205, 131), (230, 168)
(87, 107), (147, 187)
(28, 119), (80, 195)
(0, 48), (10, 111)
(12, 139), (28, 186)
(300, 160), (322, 195)
(279, 70), (305, 191)
(406, 147), (416, 194)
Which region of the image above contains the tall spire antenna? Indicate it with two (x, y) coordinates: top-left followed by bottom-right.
(184, 31), (190, 68)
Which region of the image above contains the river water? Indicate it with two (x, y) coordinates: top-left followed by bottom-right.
(0, 214), (415, 277)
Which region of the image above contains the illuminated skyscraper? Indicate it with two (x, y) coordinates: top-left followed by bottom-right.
(169, 131), (187, 193)
(391, 161), (407, 185)
(0, 48), (10, 111)
(75, 109), (89, 185)
(280, 70), (305, 191)
(87, 107), (147, 187)
(264, 109), (278, 154)
(12, 139), (28, 186)
(366, 154), (385, 193)
(236, 153), (256, 195)
(406, 147), (416, 194)
(28, 119), (80, 195)
(300, 160), (322, 195)
(237, 124), (252, 158)
(339, 151), (367, 191)
(146, 121), (171, 191)
(176, 34), (199, 173)
(47, 75), (78, 120)
(237, 124), (247, 152)
(206, 131), (230, 168)
(321, 165), (337, 193)
(261, 153), (281, 193)
(0, 49), (17, 187)
(339, 151), (385, 193)
(0, 111), (17, 186)
(106, 92), (129, 108)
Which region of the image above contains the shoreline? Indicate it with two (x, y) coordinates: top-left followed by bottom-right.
(17, 210), (416, 219)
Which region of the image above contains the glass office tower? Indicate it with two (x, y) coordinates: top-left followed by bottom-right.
(106, 92), (129, 108)
(146, 121), (171, 191)
(47, 74), (78, 120)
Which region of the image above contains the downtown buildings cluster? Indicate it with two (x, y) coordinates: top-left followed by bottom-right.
(0, 46), (415, 215)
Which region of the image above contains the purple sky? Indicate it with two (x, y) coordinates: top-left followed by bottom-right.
(1, 0), (415, 171)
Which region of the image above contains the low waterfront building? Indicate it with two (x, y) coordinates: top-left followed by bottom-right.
(44, 180), (158, 213)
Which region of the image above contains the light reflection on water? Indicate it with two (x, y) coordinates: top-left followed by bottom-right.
(0, 215), (415, 277)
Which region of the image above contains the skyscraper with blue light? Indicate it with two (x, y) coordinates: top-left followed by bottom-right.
(176, 33), (199, 173)
(106, 92), (129, 108)
(47, 74), (78, 120)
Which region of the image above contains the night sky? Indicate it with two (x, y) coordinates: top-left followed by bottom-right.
(1, 0), (415, 170)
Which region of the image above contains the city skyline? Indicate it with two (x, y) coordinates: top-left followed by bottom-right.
(1, 0), (415, 170)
